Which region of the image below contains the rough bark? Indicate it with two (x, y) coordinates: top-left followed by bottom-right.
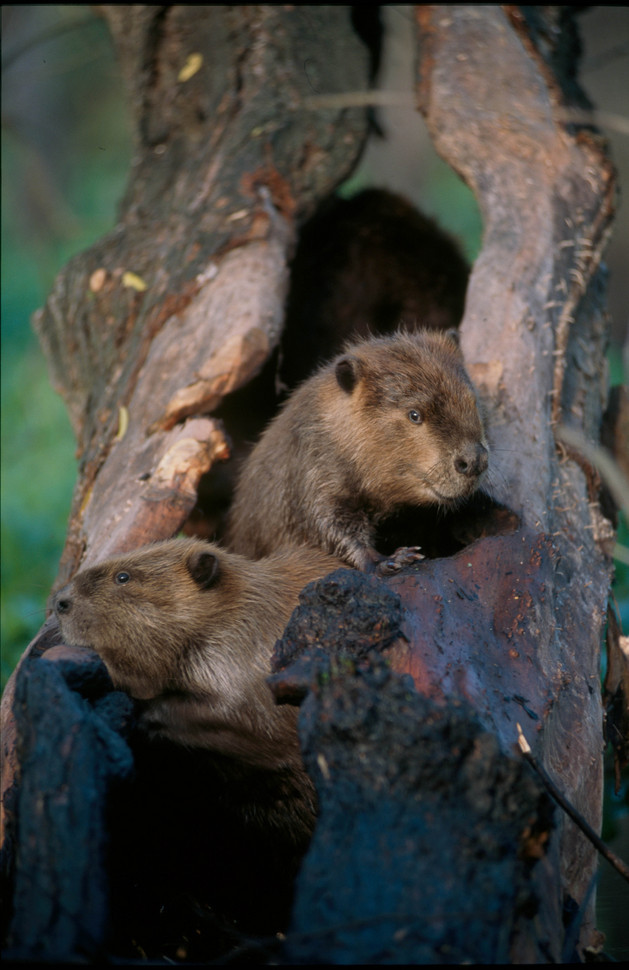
(413, 6), (615, 948)
(270, 575), (558, 964)
(1, 4), (619, 964)
(33, 3), (371, 573)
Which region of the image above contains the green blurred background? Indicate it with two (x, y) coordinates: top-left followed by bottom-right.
(2, 5), (131, 686)
(2, 4), (628, 956)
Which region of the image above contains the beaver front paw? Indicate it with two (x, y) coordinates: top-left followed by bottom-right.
(377, 546), (425, 576)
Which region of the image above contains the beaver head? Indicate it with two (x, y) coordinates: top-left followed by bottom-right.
(325, 329), (488, 512)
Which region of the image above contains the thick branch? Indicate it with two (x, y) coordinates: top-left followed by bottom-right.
(33, 4), (371, 582)
(413, 5), (615, 948)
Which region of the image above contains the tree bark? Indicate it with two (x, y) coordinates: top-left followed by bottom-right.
(32, 3), (371, 574)
(413, 6), (615, 948)
(1, 5), (619, 964)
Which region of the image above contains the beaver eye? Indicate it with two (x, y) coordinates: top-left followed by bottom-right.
(408, 409), (423, 425)
(114, 571), (131, 585)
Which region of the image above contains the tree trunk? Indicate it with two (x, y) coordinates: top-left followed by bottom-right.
(32, 4), (372, 572)
(412, 4), (616, 952)
(1, 5), (619, 964)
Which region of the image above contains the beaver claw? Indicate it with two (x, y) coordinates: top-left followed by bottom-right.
(377, 546), (425, 576)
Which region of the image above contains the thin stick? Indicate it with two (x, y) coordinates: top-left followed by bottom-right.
(300, 92), (629, 137)
(516, 723), (629, 884)
(555, 424), (629, 520)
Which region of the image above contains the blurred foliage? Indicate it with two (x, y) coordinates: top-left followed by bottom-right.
(1, 5), (132, 686)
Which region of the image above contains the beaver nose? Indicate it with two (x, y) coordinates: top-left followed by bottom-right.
(54, 593), (72, 615)
(454, 443), (488, 478)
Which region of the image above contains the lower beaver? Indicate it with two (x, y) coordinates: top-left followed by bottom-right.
(53, 538), (340, 777)
(226, 329), (489, 571)
(53, 538), (344, 937)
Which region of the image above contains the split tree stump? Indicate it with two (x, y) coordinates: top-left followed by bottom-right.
(1, 6), (621, 964)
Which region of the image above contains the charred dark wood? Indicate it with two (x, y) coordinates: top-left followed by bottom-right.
(269, 537), (605, 961)
(1, 647), (134, 963)
(270, 596), (558, 964)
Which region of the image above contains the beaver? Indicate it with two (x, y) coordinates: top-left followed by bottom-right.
(52, 537), (344, 938)
(279, 188), (470, 389)
(52, 537), (341, 771)
(183, 189), (470, 543)
(226, 329), (489, 571)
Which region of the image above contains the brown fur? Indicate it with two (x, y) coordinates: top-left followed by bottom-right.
(53, 538), (341, 770)
(226, 330), (489, 570)
(280, 188), (470, 389)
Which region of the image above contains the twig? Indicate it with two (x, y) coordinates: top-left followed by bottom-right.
(302, 90), (416, 110)
(516, 723), (629, 884)
(561, 872), (598, 963)
(558, 107), (629, 137)
(555, 424), (629, 520)
(300, 92), (629, 138)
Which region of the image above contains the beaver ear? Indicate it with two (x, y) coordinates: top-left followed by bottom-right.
(335, 355), (361, 394)
(188, 550), (220, 590)
(445, 328), (460, 348)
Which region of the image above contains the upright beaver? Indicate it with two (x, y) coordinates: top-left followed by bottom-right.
(226, 329), (489, 571)
(53, 538), (340, 770)
(185, 189), (471, 542)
